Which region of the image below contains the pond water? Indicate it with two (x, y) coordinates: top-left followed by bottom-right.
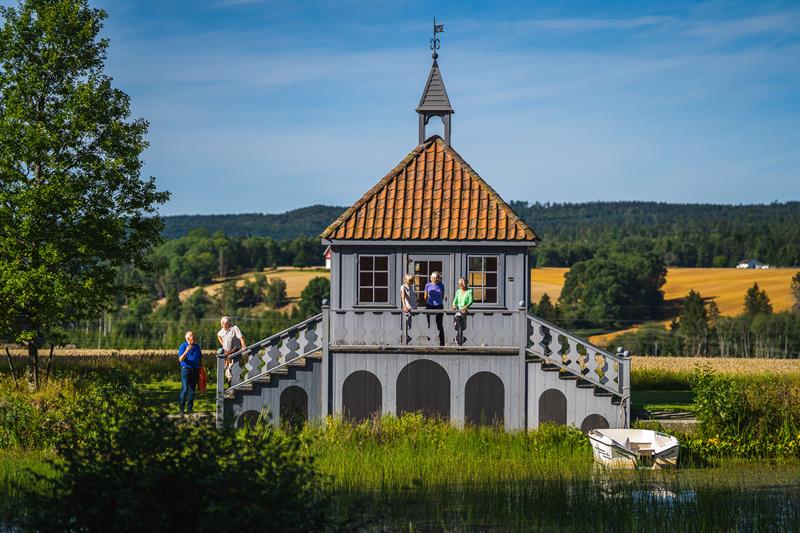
(337, 463), (800, 531)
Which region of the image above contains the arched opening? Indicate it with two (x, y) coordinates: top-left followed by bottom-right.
(342, 370), (382, 423)
(580, 414), (609, 433)
(396, 359), (450, 419)
(539, 388), (567, 426)
(236, 410), (262, 429)
(464, 371), (504, 427)
(280, 386), (308, 429)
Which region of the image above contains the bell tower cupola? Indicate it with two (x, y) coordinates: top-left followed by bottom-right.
(417, 18), (454, 146)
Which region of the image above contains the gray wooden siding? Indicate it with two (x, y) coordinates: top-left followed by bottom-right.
(227, 359), (322, 428)
(331, 245), (528, 311)
(330, 351), (525, 430)
(526, 363), (623, 430)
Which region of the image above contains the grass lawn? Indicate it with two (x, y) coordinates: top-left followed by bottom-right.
(631, 389), (695, 413)
(139, 381), (217, 413)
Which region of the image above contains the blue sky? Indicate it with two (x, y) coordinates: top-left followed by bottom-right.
(62, 1), (800, 213)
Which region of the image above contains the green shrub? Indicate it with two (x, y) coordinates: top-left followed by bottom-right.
(15, 379), (343, 532)
(0, 378), (75, 450)
(690, 366), (800, 458)
(631, 367), (692, 390)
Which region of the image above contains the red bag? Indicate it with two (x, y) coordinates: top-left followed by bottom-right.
(198, 366), (207, 393)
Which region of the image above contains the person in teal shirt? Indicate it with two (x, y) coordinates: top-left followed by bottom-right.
(452, 277), (473, 345)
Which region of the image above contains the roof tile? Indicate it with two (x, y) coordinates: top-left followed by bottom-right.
(321, 136), (539, 242)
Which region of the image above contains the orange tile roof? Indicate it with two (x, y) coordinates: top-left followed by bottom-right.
(321, 136), (539, 242)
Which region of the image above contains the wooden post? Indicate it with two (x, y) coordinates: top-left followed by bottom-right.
(617, 346), (632, 428)
(518, 301), (528, 431)
(320, 299), (330, 419)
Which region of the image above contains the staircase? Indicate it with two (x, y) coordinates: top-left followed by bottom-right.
(526, 314), (631, 427)
(216, 314), (324, 427)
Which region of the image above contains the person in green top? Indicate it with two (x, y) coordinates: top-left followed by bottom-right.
(452, 277), (473, 346)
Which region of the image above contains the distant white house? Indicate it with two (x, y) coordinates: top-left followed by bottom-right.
(737, 259), (770, 269)
(323, 245), (332, 270)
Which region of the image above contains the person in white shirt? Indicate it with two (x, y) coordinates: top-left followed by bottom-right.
(217, 316), (247, 380)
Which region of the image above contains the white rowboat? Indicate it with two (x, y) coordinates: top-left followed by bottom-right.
(588, 429), (680, 469)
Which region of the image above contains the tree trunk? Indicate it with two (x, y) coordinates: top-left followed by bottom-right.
(28, 341), (40, 389)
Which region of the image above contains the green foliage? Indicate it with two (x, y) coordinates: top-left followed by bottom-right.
(299, 277), (330, 318)
(216, 280), (239, 315)
(743, 282), (773, 317)
(15, 383), (340, 532)
(161, 205), (345, 240)
(512, 201), (800, 268)
(162, 202), (800, 270)
(159, 286), (182, 321)
(0, 378), (72, 449)
(675, 290), (709, 356)
(531, 293), (560, 323)
(305, 414), (592, 490)
(181, 288), (213, 321)
(147, 231), (323, 296)
(559, 253), (666, 328)
(264, 277), (288, 308)
(610, 281), (800, 357)
(0, 0), (168, 380)
(690, 367), (800, 458)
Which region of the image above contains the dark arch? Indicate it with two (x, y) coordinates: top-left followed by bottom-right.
(342, 370), (382, 423)
(539, 388), (567, 425)
(465, 372), (504, 427)
(236, 410), (262, 429)
(280, 386), (308, 429)
(396, 359), (450, 419)
(581, 414), (610, 433)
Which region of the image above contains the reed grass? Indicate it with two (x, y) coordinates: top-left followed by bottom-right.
(298, 416), (800, 530)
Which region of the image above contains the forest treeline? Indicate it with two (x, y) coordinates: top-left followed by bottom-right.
(162, 205), (344, 240)
(163, 201), (800, 268)
(122, 230), (324, 299)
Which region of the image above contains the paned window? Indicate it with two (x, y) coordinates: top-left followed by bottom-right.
(358, 255), (390, 304)
(467, 256), (498, 304)
(412, 259), (444, 304)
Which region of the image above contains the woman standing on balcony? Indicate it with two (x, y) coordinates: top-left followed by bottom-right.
(452, 277), (473, 346)
(400, 274), (417, 342)
(424, 271), (446, 346)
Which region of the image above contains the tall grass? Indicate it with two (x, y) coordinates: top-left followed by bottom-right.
(303, 415), (592, 489)
(297, 415), (800, 530)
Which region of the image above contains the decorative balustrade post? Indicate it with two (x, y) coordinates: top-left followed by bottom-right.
(320, 299), (330, 418)
(518, 300), (528, 431)
(617, 346), (632, 428)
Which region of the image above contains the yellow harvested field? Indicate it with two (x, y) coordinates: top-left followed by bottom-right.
(530, 267), (799, 345)
(661, 268), (796, 316)
(633, 356), (800, 376)
(530, 268), (568, 303)
(532, 267), (797, 315)
(175, 267), (330, 303)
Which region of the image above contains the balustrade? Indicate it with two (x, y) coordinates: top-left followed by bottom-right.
(329, 307), (520, 348)
(216, 314), (323, 393)
(527, 314), (630, 396)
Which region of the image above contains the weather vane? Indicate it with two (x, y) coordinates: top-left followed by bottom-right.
(430, 17), (444, 59)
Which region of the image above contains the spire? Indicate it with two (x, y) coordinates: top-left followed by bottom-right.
(416, 60), (453, 114)
(417, 18), (454, 146)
